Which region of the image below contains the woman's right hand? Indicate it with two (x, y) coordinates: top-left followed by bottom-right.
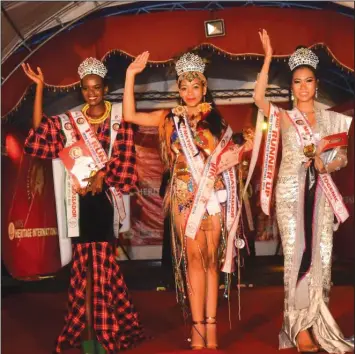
(258, 29), (273, 60)
(126, 51), (150, 76)
(21, 63), (44, 86)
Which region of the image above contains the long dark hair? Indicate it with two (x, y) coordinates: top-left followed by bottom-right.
(202, 89), (228, 140)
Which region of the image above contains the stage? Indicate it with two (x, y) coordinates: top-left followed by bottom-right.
(2, 258), (354, 354)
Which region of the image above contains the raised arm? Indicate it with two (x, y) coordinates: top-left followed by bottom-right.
(123, 51), (164, 127)
(22, 63), (44, 129)
(253, 29), (273, 117)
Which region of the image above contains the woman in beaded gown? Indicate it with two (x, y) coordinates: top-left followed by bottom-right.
(123, 51), (253, 349)
(254, 29), (353, 353)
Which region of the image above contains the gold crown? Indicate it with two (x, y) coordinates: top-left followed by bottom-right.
(175, 53), (205, 76)
(77, 57), (107, 79)
(288, 48), (319, 71)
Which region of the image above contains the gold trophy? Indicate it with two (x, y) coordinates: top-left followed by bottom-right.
(303, 143), (316, 158)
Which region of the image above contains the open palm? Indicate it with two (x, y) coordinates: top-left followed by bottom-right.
(127, 51), (150, 75)
(258, 29), (273, 59)
(21, 63), (44, 85)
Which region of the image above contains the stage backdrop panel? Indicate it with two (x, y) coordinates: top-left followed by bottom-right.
(2, 131), (61, 279)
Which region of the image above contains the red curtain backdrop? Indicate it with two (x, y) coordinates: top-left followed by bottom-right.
(2, 7), (353, 117)
(1, 131), (61, 279)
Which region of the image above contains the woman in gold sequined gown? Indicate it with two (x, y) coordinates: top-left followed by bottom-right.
(123, 51), (252, 350)
(254, 30), (353, 353)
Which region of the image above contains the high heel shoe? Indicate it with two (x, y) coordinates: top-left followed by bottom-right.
(190, 320), (206, 350)
(205, 316), (218, 350)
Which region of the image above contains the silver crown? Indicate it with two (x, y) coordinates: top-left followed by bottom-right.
(288, 48), (319, 71)
(77, 57), (108, 79)
(175, 53), (205, 76)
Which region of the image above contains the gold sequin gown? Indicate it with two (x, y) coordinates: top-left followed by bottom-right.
(276, 107), (353, 353)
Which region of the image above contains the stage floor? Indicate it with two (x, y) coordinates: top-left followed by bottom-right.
(2, 286), (354, 354)
(2, 257), (354, 354)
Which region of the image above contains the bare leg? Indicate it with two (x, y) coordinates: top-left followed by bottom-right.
(173, 207), (208, 349)
(187, 231), (208, 349)
(205, 215), (221, 349)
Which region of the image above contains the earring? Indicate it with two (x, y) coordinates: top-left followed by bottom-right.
(180, 98), (184, 106)
(291, 91), (294, 101)
(315, 88), (318, 99)
(203, 95), (206, 103)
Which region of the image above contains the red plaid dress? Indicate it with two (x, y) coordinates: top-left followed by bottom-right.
(24, 112), (145, 353)
(24, 113), (137, 193)
(54, 243), (144, 353)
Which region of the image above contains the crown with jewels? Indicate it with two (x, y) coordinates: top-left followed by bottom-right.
(77, 57), (108, 79)
(175, 53), (205, 76)
(288, 48), (319, 71)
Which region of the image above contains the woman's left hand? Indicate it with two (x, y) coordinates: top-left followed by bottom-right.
(314, 155), (327, 174)
(83, 170), (106, 195)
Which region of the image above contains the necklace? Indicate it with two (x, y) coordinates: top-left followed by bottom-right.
(82, 100), (111, 125)
(299, 108), (315, 118)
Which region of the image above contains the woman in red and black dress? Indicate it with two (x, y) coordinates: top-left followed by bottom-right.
(22, 58), (144, 354)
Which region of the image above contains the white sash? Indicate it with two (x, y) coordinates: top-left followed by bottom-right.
(59, 114), (80, 238)
(173, 115), (223, 238)
(223, 168), (238, 232)
(59, 103), (126, 240)
(52, 113), (78, 266)
(222, 109), (264, 273)
(69, 111), (107, 169)
(288, 109), (349, 224)
(184, 125), (233, 239)
(260, 104), (281, 215)
(108, 104), (127, 237)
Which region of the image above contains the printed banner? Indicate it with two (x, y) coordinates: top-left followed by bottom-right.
(120, 126), (165, 247)
(2, 135), (61, 279)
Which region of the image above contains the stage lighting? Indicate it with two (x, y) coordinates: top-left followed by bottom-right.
(204, 19), (225, 38)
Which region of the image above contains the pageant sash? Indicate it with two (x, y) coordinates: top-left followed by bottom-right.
(172, 114), (241, 243)
(173, 115), (222, 225)
(222, 109), (264, 273)
(184, 126), (233, 239)
(70, 105), (127, 237)
(260, 104), (281, 215)
(60, 103), (126, 238)
(216, 144), (245, 175)
(288, 109), (349, 224)
(223, 168), (238, 232)
(59, 113), (80, 238)
(69, 110), (107, 169)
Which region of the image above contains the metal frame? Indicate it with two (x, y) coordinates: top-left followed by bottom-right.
(1, 2), (114, 85)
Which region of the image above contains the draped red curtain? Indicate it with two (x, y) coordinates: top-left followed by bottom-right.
(2, 7), (353, 117)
